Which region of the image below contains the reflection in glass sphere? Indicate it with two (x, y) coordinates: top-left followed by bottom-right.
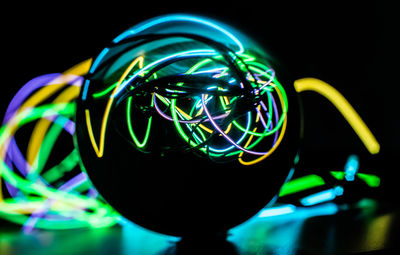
(75, 14), (301, 237)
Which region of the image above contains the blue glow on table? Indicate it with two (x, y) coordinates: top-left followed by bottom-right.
(258, 204), (296, 218)
(345, 154), (359, 181)
(300, 186), (344, 206)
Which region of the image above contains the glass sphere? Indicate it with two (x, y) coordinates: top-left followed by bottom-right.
(75, 14), (301, 237)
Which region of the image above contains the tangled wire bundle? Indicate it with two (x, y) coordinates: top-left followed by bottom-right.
(80, 15), (288, 165)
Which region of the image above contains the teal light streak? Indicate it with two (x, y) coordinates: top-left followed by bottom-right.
(112, 14), (244, 54)
(83, 47), (110, 101)
(344, 154), (359, 181)
(82, 80), (90, 101)
(114, 49), (217, 97)
(258, 204), (296, 218)
(89, 48), (109, 74)
(300, 186), (343, 206)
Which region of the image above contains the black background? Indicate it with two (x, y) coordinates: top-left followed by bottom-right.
(0, 0), (397, 205)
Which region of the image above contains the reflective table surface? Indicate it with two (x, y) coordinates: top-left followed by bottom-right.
(1, 199), (399, 255)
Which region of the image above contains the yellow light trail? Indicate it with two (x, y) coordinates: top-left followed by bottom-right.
(294, 78), (380, 154)
(238, 85), (288, 165)
(0, 59), (92, 201)
(85, 56), (144, 157)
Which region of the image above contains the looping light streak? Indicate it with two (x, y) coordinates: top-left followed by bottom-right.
(84, 34), (288, 162)
(0, 60), (119, 230)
